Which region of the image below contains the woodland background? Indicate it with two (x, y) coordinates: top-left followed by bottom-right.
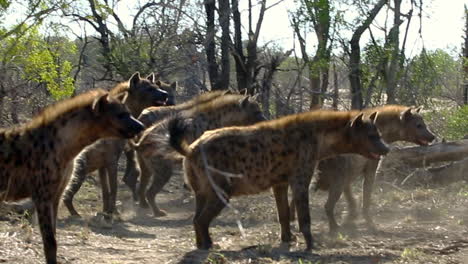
(0, 0), (467, 139)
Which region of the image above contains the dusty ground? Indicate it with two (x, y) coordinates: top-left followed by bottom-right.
(1, 169), (468, 264)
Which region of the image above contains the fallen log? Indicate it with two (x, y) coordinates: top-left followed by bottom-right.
(377, 139), (468, 186)
(382, 139), (468, 168)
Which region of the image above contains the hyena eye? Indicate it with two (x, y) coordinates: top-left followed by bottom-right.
(416, 124), (423, 129)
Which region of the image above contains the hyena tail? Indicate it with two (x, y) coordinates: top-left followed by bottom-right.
(168, 115), (191, 156)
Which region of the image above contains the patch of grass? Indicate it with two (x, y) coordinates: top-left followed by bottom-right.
(401, 247), (423, 260)
(205, 252), (227, 264)
(457, 187), (468, 198)
(297, 259), (321, 264)
(77, 224), (90, 243)
(337, 232), (348, 242)
(256, 244), (273, 255)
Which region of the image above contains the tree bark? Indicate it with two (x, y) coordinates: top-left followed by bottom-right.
(463, 5), (468, 105)
(231, 0), (247, 91)
(216, 0), (231, 90)
(381, 139), (468, 169)
(385, 0), (403, 104)
(231, 0), (266, 94)
(332, 62), (339, 109)
(204, 0), (219, 90)
(349, 0), (387, 110)
(260, 50), (293, 119)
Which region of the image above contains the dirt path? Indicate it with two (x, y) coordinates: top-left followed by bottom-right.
(1, 172), (467, 264)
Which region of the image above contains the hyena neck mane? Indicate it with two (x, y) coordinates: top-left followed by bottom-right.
(259, 110), (358, 158)
(190, 94), (248, 125)
(109, 81), (131, 95)
(138, 91), (228, 127)
(363, 105), (410, 143)
(171, 90), (230, 114)
(109, 81), (141, 116)
(5, 89), (111, 166)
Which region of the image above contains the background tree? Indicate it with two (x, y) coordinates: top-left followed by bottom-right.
(463, 4), (468, 105)
(291, 0), (332, 109)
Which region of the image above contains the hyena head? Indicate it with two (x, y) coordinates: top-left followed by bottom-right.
(223, 94), (266, 126)
(399, 107), (435, 146)
(146, 72), (177, 106)
(126, 72), (168, 111)
(347, 112), (389, 160)
(92, 92), (145, 138)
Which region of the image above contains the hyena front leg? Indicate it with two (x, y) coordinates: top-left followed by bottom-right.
(289, 167), (314, 251)
(342, 182), (358, 228)
(106, 162), (120, 218)
(123, 149), (139, 201)
(325, 179), (345, 235)
(137, 153), (151, 208)
(63, 159), (88, 217)
(273, 183), (293, 243)
(362, 163), (379, 232)
(98, 168), (111, 216)
(33, 193), (58, 264)
(146, 158), (173, 217)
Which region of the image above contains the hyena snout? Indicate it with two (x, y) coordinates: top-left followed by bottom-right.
(368, 137), (390, 158)
(152, 88), (169, 106)
(414, 129), (436, 146)
(118, 115), (145, 138)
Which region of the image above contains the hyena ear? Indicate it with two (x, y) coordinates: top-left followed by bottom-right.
(400, 108), (412, 121)
(114, 92), (129, 104)
(414, 106), (422, 113)
(369, 111), (379, 124)
(349, 113), (364, 128)
(129, 72), (141, 90)
(92, 93), (110, 114)
(250, 93), (260, 102)
(223, 89), (233, 95)
(238, 88), (248, 96)
(239, 96), (250, 108)
(146, 73), (160, 83)
(169, 81), (177, 92)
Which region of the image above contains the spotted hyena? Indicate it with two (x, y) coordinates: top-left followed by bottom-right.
(123, 90), (233, 199)
(133, 93), (265, 217)
(62, 72), (169, 219)
(295, 105), (435, 235)
(169, 110), (389, 251)
(0, 89), (145, 264)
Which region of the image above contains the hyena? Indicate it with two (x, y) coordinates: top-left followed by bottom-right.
(169, 110), (389, 251)
(0, 89), (145, 264)
(290, 105), (435, 234)
(133, 93), (265, 217)
(62, 72), (169, 219)
(122, 90), (233, 199)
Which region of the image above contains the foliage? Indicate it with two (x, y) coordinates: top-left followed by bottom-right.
(1, 27), (76, 100)
(443, 105), (468, 140)
(400, 49), (461, 106)
(423, 105), (468, 140)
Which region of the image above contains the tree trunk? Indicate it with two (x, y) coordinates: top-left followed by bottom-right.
(385, 0), (402, 104)
(216, 0), (231, 90)
(261, 50), (293, 119)
(231, 0), (247, 91)
(348, 0), (386, 110)
(204, 0), (219, 90)
(463, 5), (468, 105)
(332, 62), (338, 109)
